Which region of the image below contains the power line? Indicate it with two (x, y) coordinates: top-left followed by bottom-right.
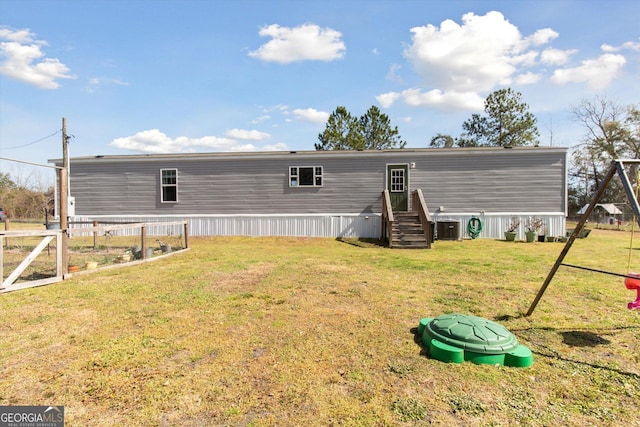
(2, 129), (62, 150)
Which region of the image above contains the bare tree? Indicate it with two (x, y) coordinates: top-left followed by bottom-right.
(0, 166), (54, 220)
(569, 95), (640, 215)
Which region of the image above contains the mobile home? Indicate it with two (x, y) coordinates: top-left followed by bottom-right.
(50, 146), (568, 243)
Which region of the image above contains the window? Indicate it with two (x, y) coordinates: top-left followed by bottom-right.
(390, 168), (405, 192)
(161, 169), (178, 202)
(289, 166), (323, 187)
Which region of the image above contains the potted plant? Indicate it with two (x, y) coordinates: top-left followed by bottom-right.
(504, 217), (520, 241)
(157, 239), (172, 253)
(525, 217), (544, 243)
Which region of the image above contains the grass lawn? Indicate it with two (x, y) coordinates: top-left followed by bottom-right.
(1, 229), (639, 426)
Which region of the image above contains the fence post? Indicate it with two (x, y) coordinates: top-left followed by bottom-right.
(183, 222), (189, 249)
(141, 225), (147, 259)
(93, 220), (98, 249)
(1, 234), (4, 281)
(3, 218), (8, 248)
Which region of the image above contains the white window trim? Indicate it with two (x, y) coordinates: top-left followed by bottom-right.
(160, 168), (178, 203)
(289, 166), (323, 187)
(385, 163), (410, 193)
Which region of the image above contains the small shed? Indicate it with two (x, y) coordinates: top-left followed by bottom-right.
(577, 203), (623, 224)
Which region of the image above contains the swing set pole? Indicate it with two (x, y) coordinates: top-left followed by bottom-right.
(526, 162), (619, 316)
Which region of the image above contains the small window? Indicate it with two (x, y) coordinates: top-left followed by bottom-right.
(390, 168), (405, 192)
(289, 166), (323, 187)
(161, 169), (178, 202)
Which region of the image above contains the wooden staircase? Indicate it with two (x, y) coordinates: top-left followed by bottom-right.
(391, 211), (431, 249)
(382, 189), (433, 249)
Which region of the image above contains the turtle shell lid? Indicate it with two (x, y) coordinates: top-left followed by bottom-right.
(426, 313), (519, 354)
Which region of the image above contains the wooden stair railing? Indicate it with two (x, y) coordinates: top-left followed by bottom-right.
(382, 189), (433, 249)
(381, 190), (394, 247)
(412, 189), (433, 249)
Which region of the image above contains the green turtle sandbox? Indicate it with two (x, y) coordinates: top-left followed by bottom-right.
(417, 313), (533, 368)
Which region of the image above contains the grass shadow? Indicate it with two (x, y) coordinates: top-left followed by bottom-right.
(335, 238), (387, 248)
(494, 313), (527, 321)
(512, 325), (640, 378)
(409, 327), (430, 357)
(560, 330), (611, 347)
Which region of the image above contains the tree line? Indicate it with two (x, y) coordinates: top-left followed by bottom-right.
(317, 88), (540, 151)
(316, 89), (639, 218)
(0, 172), (55, 220)
(1, 91), (637, 220)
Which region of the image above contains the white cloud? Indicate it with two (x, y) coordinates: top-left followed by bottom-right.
(248, 23), (346, 63)
(540, 48), (576, 65)
(85, 76), (129, 93)
(0, 26), (75, 89)
(526, 28), (559, 46)
(251, 115), (271, 124)
(376, 91), (402, 108)
(263, 104), (289, 112)
(292, 108), (329, 123)
(385, 63), (403, 83)
(377, 88), (483, 111)
(601, 39), (640, 52)
(0, 27), (35, 43)
(514, 72), (542, 85)
(509, 51), (540, 67)
(224, 128), (271, 141)
(396, 11), (562, 112)
(551, 53), (626, 89)
(401, 88), (485, 111)
(404, 11), (532, 93)
(110, 129), (281, 154)
(622, 40), (640, 51)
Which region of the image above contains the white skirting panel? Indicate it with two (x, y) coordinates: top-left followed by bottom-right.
(70, 212), (565, 240)
(431, 212), (566, 240)
(70, 214), (383, 239)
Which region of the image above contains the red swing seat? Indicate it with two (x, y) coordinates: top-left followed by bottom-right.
(624, 273), (640, 310)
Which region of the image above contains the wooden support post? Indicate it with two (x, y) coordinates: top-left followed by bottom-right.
(59, 168), (68, 274)
(141, 225), (147, 259)
(183, 222), (189, 249)
(93, 220), (98, 249)
(1, 234), (4, 283)
(526, 161), (618, 316)
(3, 218), (8, 248)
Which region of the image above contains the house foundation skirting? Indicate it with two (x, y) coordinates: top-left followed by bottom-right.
(70, 214), (383, 239)
(70, 212), (565, 240)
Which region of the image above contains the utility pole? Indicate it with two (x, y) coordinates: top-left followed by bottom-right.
(60, 117), (69, 274)
(62, 117), (70, 196)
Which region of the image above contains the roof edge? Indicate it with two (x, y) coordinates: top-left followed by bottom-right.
(49, 146), (568, 164)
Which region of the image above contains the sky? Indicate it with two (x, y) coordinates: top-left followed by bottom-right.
(1, 0), (639, 184)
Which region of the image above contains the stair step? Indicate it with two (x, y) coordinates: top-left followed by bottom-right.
(388, 211), (431, 249)
(394, 220), (421, 225)
(394, 230), (426, 236)
(392, 241), (430, 249)
(393, 225), (425, 231)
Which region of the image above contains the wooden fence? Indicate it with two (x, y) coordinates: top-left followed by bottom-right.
(1, 220), (189, 293)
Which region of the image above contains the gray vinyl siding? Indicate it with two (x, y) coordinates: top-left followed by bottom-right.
(61, 147), (566, 217)
(411, 150), (566, 213)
